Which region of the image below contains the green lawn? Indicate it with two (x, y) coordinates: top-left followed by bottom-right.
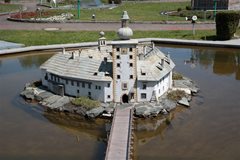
(23, 2), (191, 21)
(0, 29), (218, 46)
(0, 4), (22, 13)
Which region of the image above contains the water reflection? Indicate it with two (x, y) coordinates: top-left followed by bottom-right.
(43, 110), (110, 141)
(137, 46), (240, 160)
(18, 53), (53, 69)
(184, 48), (240, 80)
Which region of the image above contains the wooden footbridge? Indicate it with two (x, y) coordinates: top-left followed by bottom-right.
(105, 105), (134, 160)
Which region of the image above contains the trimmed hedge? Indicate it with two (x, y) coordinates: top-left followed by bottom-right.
(216, 11), (240, 40)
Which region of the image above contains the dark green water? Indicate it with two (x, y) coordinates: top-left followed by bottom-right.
(1, 46), (240, 160)
(136, 46), (240, 160)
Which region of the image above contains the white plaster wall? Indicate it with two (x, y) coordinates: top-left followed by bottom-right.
(115, 48), (136, 102)
(137, 81), (156, 102)
(154, 72), (171, 100)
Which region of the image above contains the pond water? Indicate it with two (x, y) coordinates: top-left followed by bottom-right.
(136, 45), (240, 160)
(0, 46), (240, 160)
(0, 52), (107, 160)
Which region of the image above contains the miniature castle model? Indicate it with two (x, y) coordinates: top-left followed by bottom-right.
(40, 11), (175, 103)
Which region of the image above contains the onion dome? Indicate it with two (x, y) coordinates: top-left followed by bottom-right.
(117, 11), (133, 40)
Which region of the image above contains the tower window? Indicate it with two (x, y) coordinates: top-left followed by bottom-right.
(141, 93), (147, 99)
(107, 95), (111, 99)
(122, 83), (128, 90)
(130, 75), (133, 79)
(142, 83), (147, 90)
(117, 63), (121, 67)
(116, 55), (120, 59)
(129, 55), (133, 59)
(117, 75), (121, 79)
(117, 48), (120, 52)
(129, 63), (133, 67)
(129, 48), (133, 52)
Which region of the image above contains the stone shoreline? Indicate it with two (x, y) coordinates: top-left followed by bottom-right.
(20, 74), (199, 119)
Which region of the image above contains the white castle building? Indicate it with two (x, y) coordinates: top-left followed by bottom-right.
(40, 11), (175, 103)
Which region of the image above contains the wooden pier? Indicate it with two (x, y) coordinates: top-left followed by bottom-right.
(105, 106), (134, 160)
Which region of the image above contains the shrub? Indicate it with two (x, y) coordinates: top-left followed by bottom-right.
(216, 11), (240, 40)
(108, 0), (121, 4)
(186, 5), (192, 10)
(167, 90), (186, 101)
(172, 72), (183, 80)
(71, 97), (100, 110)
(177, 7), (182, 12)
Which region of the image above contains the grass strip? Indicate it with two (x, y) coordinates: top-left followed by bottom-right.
(0, 4), (22, 13)
(0, 30), (218, 46)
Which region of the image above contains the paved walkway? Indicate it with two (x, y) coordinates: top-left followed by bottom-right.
(105, 106), (133, 160)
(0, 2), (215, 31)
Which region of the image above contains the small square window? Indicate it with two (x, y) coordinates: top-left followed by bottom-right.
(117, 63), (121, 67)
(129, 55), (133, 59)
(116, 48), (120, 52)
(141, 72), (146, 76)
(117, 75), (121, 79)
(107, 95), (111, 99)
(130, 75), (133, 79)
(116, 55), (120, 59)
(129, 48), (133, 52)
(129, 63), (133, 67)
(141, 93), (147, 99)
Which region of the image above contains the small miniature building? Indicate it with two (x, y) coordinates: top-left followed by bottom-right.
(191, 0), (240, 10)
(40, 11), (175, 103)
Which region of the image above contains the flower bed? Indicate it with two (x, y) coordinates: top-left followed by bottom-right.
(10, 11), (53, 19)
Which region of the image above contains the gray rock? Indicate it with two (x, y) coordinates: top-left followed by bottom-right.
(149, 106), (162, 117)
(104, 107), (114, 114)
(86, 107), (104, 118)
(178, 97), (190, 107)
(35, 91), (54, 101)
(134, 105), (149, 117)
(160, 99), (176, 111)
(161, 109), (168, 115)
(20, 88), (35, 100)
